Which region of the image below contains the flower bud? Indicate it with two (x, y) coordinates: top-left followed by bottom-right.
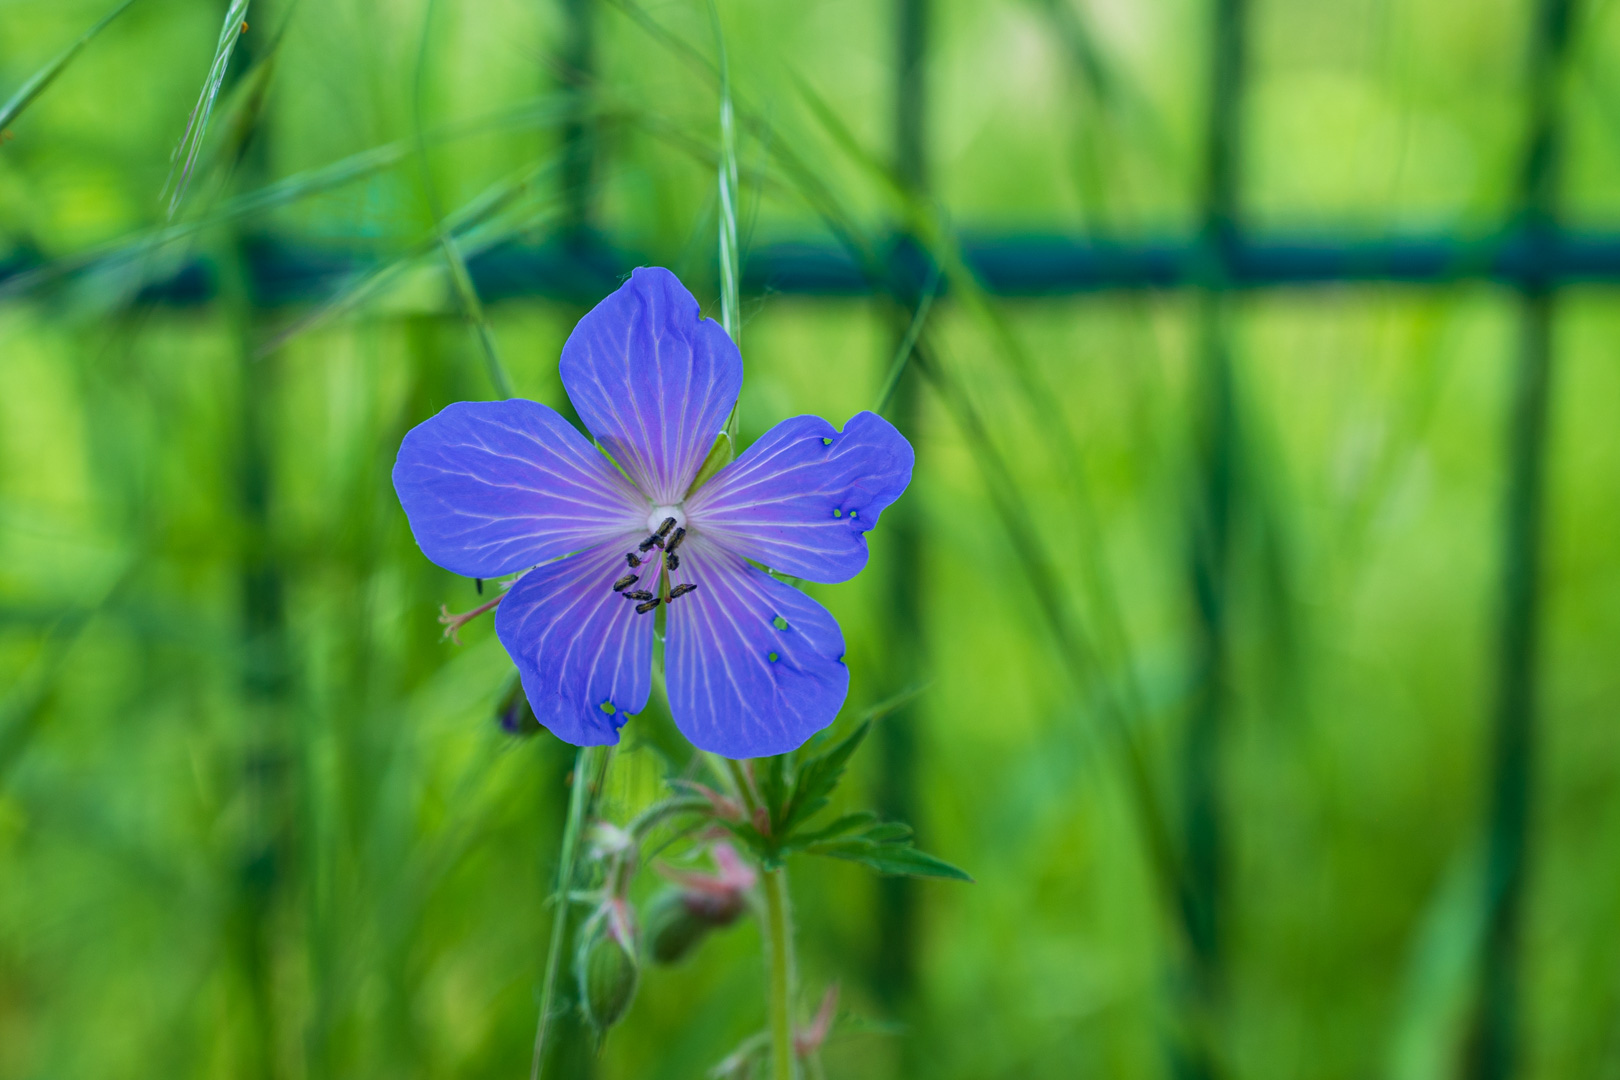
(578, 904), (638, 1030)
(495, 675), (540, 736)
(642, 888), (712, 966)
(644, 844), (756, 965)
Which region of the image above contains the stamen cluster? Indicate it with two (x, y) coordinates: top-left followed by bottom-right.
(611, 516), (698, 615)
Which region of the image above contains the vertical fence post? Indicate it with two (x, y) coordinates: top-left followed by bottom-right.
(559, 0), (595, 252)
(1180, 0), (1247, 1075)
(217, 5), (290, 1078)
(528, 6), (601, 1076)
(871, 0), (929, 1026)
(1472, 2), (1573, 1078)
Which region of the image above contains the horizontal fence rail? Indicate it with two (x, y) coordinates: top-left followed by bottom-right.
(3, 226), (1616, 308)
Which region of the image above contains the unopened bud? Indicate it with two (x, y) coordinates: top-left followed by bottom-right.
(495, 675), (540, 736)
(644, 844), (755, 965)
(643, 889), (712, 965)
(578, 905), (638, 1030)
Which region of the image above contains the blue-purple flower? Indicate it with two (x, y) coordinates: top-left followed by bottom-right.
(392, 267), (913, 758)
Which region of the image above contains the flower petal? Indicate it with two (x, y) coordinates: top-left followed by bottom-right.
(494, 540), (655, 746)
(664, 537), (849, 757)
(394, 399), (646, 578)
(560, 267), (742, 504)
(684, 411), (914, 583)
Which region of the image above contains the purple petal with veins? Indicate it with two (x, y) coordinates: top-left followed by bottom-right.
(494, 538), (654, 745)
(560, 267), (741, 505)
(664, 536), (849, 757)
(393, 399), (646, 578)
(685, 411), (914, 584)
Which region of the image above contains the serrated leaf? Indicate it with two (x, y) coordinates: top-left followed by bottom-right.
(778, 720), (869, 838)
(760, 753), (788, 830)
(709, 815), (770, 860)
(781, 811), (876, 849)
(861, 822), (914, 844)
(805, 838), (972, 881)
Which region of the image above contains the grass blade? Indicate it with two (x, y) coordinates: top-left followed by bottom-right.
(0, 94), (581, 301)
(0, 0), (143, 132)
(412, 0), (514, 399)
(708, 0), (742, 449)
(259, 157), (563, 355)
(874, 262), (940, 415)
(163, 0), (253, 219)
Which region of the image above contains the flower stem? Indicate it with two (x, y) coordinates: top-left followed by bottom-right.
(529, 744), (603, 1080)
(761, 865), (798, 1080)
(719, 757), (797, 1080)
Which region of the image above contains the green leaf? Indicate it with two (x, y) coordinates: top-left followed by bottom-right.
(759, 753), (788, 831)
(0, 0), (144, 132)
(778, 720), (869, 838)
(861, 822), (914, 844)
(805, 838), (972, 882)
(782, 810), (875, 848)
(688, 431), (735, 493)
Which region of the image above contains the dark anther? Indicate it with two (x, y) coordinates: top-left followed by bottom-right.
(655, 517), (677, 539)
(638, 532), (666, 552)
(475, 578), (484, 595)
(625, 590), (655, 602)
(635, 598), (661, 614)
(669, 583), (697, 599)
(665, 552), (679, 571)
(612, 574), (638, 592)
(666, 526), (686, 553)
(626, 553), (642, 569)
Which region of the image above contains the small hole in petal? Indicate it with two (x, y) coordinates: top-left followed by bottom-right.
(832, 508), (842, 518)
(599, 701), (617, 716)
(849, 510), (858, 519)
(821, 437), (833, 446)
(767, 651), (779, 663)
(772, 615), (789, 631)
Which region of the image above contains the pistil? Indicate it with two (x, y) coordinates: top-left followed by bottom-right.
(439, 591), (503, 644)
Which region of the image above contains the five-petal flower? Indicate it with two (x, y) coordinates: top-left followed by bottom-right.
(392, 267), (913, 757)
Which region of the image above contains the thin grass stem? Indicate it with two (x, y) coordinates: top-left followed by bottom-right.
(165, 0), (253, 218)
(0, 0), (144, 131)
(874, 262), (939, 415)
(530, 744), (607, 1080)
(413, 0), (514, 399)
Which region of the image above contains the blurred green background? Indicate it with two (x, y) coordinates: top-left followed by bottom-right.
(3, 0), (1620, 1077)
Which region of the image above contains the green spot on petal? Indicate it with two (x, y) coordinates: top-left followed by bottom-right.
(832, 508), (842, 518)
(599, 701), (616, 716)
(772, 615), (789, 631)
(767, 651), (779, 663)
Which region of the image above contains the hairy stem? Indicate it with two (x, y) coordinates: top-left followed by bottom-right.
(720, 757), (797, 1080)
(762, 866), (798, 1080)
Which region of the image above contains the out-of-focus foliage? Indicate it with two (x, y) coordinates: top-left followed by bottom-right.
(3, 1), (1620, 1079)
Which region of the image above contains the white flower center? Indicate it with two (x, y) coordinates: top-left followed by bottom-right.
(647, 504), (686, 534)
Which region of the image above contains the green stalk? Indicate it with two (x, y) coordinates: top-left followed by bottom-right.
(721, 757), (798, 1080)
(530, 744), (603, 1080)
(761, 866), (798, 1080)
